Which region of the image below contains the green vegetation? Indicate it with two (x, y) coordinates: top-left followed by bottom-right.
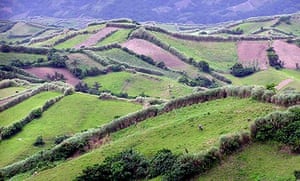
(275, 15), (300, 36)
(231, 20), (276, 35)
(225, 68), (300, 91)
(96, 29), (131, 46)
(0, 93), (142, 167)
(54, 34), (91, 49)
(81, 24), (105, 33)
(0, 52), (46, 65)
(0, 87), (26, 98)
(67, 53), (105, 71)
(94, 49), (179, 78)
(6, 22), (43, 36)
(200, 142), (300, 180)
(84, 71), (192, 99)
(31, 30), (77, 47)
(24, 97), (280, 181)
(152, 32), (238, 71)
(0, 91), (61, 127)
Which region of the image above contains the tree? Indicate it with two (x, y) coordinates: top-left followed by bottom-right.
(33, 136), (45, 146)
(230, 63), (255, 77)
(198, 61), (210, 72)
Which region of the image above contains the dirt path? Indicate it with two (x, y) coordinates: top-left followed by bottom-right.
(275, 78), (293, 90)
(74, 27), (119, 48)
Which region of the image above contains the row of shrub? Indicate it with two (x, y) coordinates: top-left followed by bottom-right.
(1, 86), (299, 178)
(0, 79), (30, 89)
(0, 65), (45, 83)
(29, 30), (64, 45)
(230, 63), (256, 77)
(210, 71), (232, 84)
(0, 95), (65, 140)
(0, 45), (49, 55)
(76, 132), (250, 181)
(106, 22), (138, 29)
(0, 82), (73, 112)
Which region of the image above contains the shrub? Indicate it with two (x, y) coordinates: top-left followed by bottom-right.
(294, 170), (300, 179)
(267, 47), (283, 69)
(54, 135), (70, 145)
(149, 149), (177, 178)
(230, 63), (255, 77)
(33, 136), (45, 146)
(32, 108), (42, 118)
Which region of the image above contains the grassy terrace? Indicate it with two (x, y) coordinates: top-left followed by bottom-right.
(24, 97), (282, 181)
(151, 31), (238, 71)
(199, 142), (300, 180)
(0, 93), (142, 168)
(0, 52), (46, 65)
(94, 49), (180, 78)
(84, 71), (192, 99)
(96, 29), (132, 46)
(0, 91), (61, 127)
(54, 34), (91, 49)
(0, 87), (27, 99)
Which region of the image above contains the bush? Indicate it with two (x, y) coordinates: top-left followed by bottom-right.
(230, 63), (255, 77)
(33, 136), (45, 146)
(294, 170), (300, 179)
(32, 108), (42, 118)
(54, 135), (70, 145)
(149, 149), (177, 178)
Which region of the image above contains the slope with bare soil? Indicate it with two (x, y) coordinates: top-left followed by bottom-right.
(74, 27), (119, 48)
(273, 40), (300, 69)
(24, 67), (80, 86)
(122, 39), (199, 77)
(237, 41), (269, 70)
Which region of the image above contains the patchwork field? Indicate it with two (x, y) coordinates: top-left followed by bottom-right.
(0, 52), (46, 65)
(122, 38), (199, 77)
(0, 93), (142, 168)
(0, 91), (62, 127)
(0, 87), (27, 99)
(23, 97), (282, 181)
(230, 19), (277, 35)
(237, 41), (269, 70)
(84, 71), (192, 99)
(54, 34), (91, 49)
(151, 31), (238, 71)
(67, 53), (105, 70)
(96, 29), (132, 46)
(74, 27), (119, 48)
(273, 40), (300, 69)
(5, 22), (44, 36)
(24, 67), (80, 86)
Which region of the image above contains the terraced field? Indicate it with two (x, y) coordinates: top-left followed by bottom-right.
(54, 34), (91, 49)
(31, 30), (77, 47)
(5, 22), (44, 36)
(0, 93), (142, 168)
(230, 19), (277, 35)
(0, 52), (46, 65)
(151, 31), (238, 71)
(96, 29), (132, 46)
(84, 71), (192, 99)
(94, 48), (180, 78)
(0, 91), (62, 127)
(23, 97), (282, 181)
(67, 53), (105, 70)
(0, 87), (27, 99)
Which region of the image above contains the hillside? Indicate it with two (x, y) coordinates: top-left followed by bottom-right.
(0, 13), (300, 181)
(1, 0), (300, 24)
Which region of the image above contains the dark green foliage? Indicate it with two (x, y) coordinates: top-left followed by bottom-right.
(33, 136), (45, 146)
(75, 82), (89, 93)
(265, 83), (276, 92)
(267, 47), (283, 69)
(178, 75), (215, 88)
(149, 149), (177, 178)
(76, 149), (149, 181)
(54, 135), (70, 145)
(198, 61), (210, 72)
(32, 108), (42, 118)
(230, 63), (255, 77)
(47, 51), (67, 68)
(294, 170), (300, 179)
(46, 72), (66, 82)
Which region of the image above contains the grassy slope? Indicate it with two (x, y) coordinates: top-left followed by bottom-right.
(0, 52), (46, 65)
(0, 87), (26, 99)
(80, 24), (105, 33)
(84, 71), (192, 99)
(6, 22), (43, 36)
(225, 68), (300, 91)
(67, 53), (105, 70)
(151, 31), (238, 71)
(0, 93), (142, 168)
(0, 91), (61, 127)
(26, 97), (282, 181)
(94, 49), (180, 78)
(276, 15), (300, 36)
(231, 20), (276, 35)
(31, 30), (77, 47)
(96, 29), (131, 46)
(199, 142), (300, 180)
(54, 34), (91, 49)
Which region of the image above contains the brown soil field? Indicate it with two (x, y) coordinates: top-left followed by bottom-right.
(273, 40), (300, 69)
(74, 27), (119, 48)
(122, 39), (188, 68)
(24, 67), (80, 86)
(237, 41), (269, 70)
(275, 78), (293, 90)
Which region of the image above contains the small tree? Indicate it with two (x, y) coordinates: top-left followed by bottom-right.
(33, 136), (45, 146)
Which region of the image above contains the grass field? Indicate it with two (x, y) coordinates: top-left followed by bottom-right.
(151, 32), (238, 71)
(94, 49), (180, 78)
(67, 53), (105, 70)
(31, 30), (77, 47)
(80, 24), (105, 33)
(54, 34), (91, 49)
(199, 142), (300, 180)
(25, 97), (282, 181)
(231, 20), (276, 35)
(0, 93), (142, 168)
(0, 52), (46, 65)
(0, 91), (61, 127)
(83, 71), (192, 99)
(0, 87), (27, 99)
(6, 22), (43, 36)
(96, 29), (131, 46)
(224, 68), (300, 91)
(275, 15), (300, 36)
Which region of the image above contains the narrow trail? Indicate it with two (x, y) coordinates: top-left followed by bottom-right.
(275, 78), (293, 90)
